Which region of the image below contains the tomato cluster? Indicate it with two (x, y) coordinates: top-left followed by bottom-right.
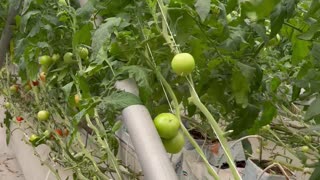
(153, 113), (185, 154)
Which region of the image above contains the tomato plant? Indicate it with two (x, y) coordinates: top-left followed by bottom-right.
(1, 0), (320, 179)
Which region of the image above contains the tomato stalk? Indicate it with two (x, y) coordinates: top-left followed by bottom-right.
(85, 113), (123, 180)
(187, 77), (241, 180)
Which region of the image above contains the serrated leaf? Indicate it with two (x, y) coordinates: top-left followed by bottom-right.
(73, 23), (93, 47)
(270, 4), (286, 38)
(26, 61), (39, 80)
(4, 111), (12, 145)
(194, 0), (211, 22)
(21, 0), (32, 15)
(91, 17), (122, 58)
(76, 0), (96, 18)
(99, 91), (142, 110)
(231, 69), (250, 107)
(119, 65), (153, 99)
(305, 97), (320, 121)
(20, 10), (40, 32)
(305, 0), (320, 18)
(311, 42), (320, 63)
(310, 163), (320, 180)
(62, 82), (74, 101)
(77, 76), (90, 99)
(298, 23), (320, 41)
(229, 104), (260, 136)
(291, 39), (310, 65)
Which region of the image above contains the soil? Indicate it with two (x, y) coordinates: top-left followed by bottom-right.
(251, 159), (293, 176)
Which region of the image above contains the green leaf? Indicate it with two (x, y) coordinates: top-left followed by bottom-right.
(4, 111), (12, 145)
(242, 0), (280, 20)
(73, 23), (93, 47)
(100, 91), (142, 110)
(298, 23), (320, 41)
(311, 42), (320, 63)
(26, 61), (39, 80)
(77, 76), (90, 99)
(305, 0), (320, 18)
(21, 0), (32, 15)
(194, 0), (211, 22)
(76, 0), (96, 18)
(291, 39), (310, 65)
(229, 104), (260, 136)
(310, 163), (320, 180)
(20, 10), (40, 32)
(91, 17), (122, 58)
(119, 65), (153, 101)
(269, 76), (281, 92)
(270, 3), (286, 38)
(62, 82), (74, 101)
(250, 102), (277, 133)
(226, 0), (238, 14)
(231, 69), (250, 107)
(305, 96), (320, 121)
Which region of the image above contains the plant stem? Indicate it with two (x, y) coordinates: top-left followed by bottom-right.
(187, 78), (241, 180)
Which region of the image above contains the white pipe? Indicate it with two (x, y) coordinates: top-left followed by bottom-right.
(116, 80), (178, 179)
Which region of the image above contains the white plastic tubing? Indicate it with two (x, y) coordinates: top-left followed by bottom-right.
(78, 0), (178, 179)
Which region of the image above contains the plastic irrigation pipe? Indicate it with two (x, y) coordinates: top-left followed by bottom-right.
(116, 79), (178, 180)
(78, 0), (178, 179)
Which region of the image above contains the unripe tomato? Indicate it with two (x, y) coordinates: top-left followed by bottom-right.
(154, 113), (180, 139)
(63, 52), (74, 64)
(10, 85), (19, 94)
(51, 54), (60, 62)
(171, 53), (195, 76)
(37, 110), (50, 121)
(162, 131), (185, 154)
(78, 47), (89, 59)
(301, 146), (309, 153)
(39, 55), (53, 66)
(63, 129), (69, 137)
(304, 135), (311, 142)
(4, 102), (11, 109)
(29, 134), (40, 142)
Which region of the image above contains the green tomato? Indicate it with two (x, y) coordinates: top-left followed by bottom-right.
(29, 134), (40, 142)
(39, 55), (53, 66)
(301, 146), (309, 153)
(304, 135), (311, 142)
(154, 113), (180, 139)
(10, 85), (19, 94)
(51, 54), (60, 62)
(63, 52), (75, 64)
(37, 110), (50, 121)
(171, 53), (195, 76)
(78, 47), (89, 59)
(162, 131), (185, 154)
(58, 0), (67, 5)
(4, 102), (11, 109)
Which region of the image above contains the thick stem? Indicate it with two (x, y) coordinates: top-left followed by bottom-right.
(0, 0), (22, 68)
(188, 83), (241, 180)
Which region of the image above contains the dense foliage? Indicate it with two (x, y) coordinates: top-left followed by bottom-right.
(1, 0), (320, 179)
